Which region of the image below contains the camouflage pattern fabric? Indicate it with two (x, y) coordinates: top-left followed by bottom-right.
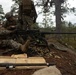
(23, 15), (33, 29)
(3, 18), (24, 43)
(0, 40), (21, 50)
(3, 19), (17, 29)
(22, 0), (32, 10)
(0, 27), (12, 35)
(0, 27), (21, 50)
(19, 0), (37, 30)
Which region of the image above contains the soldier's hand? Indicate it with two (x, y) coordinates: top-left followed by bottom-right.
(7, 26), (16, 30)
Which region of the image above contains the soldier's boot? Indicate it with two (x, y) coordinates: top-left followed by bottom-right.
(20, 39), (31, 52)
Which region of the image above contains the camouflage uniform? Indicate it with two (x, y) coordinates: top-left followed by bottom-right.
(22, 15), (33, 30)
(0, 27), (30, 52)
(0, 27), (21, 50)
(0, 12), (30, 52)
(19, 0), (37, 30)
(3, 19), (17, 29)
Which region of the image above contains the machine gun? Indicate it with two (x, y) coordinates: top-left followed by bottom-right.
(0, 29), (50, 55)
(12, 29), (50, 51)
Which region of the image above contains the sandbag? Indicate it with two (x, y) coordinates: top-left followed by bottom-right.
(32, 66), (62, 75)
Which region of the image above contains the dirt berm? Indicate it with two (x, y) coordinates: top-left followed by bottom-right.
(0, 41), (76, 75)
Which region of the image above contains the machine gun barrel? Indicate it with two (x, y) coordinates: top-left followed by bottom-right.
(16, 29), (76, 35)
(17, 29), (39, 34)
(40, 32), (76, 34)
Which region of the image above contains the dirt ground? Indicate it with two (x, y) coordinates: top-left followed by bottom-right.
(0, 41), (76, 75)
(45, 48), (76, 75)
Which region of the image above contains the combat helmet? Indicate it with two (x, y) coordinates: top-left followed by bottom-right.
(5, 12), (13, 19)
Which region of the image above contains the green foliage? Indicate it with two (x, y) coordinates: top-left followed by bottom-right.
(0, 5), (4, 24)
(58, 22), (76, 49)
(0, 5), (4, 14)
(61, 21), (76, 32)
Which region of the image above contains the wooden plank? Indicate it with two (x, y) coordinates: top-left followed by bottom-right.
(11, 54), (27, 58)
(27, 57), (46, 63)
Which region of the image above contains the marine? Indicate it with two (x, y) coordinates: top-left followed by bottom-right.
(3, 12), (17, 29)
(0, 12), (31, 52)
(19, 0), (37, 30)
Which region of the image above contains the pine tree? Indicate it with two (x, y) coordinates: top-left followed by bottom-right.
(0, 5), (4, 24)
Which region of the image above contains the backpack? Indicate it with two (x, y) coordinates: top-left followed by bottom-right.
(22, 0), (32, 10)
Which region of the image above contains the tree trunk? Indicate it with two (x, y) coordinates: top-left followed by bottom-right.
(54, 0), (62, 39)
